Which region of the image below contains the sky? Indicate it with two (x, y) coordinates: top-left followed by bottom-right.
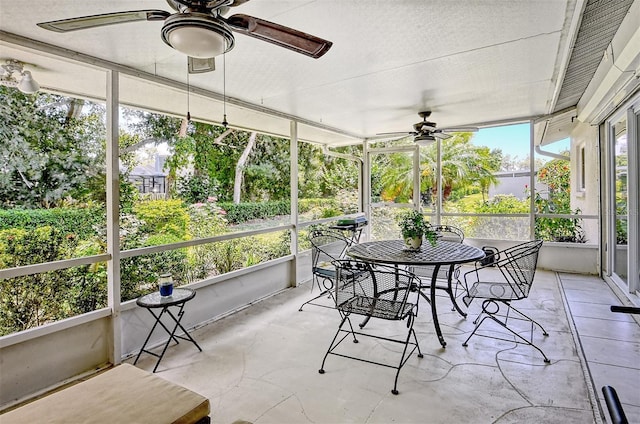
(471, 123), (570, 159)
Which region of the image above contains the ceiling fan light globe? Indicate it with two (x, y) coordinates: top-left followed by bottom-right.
(168, 26), (226, 58)
(161, 13), (235, 58)
(414, 134), (436, 146)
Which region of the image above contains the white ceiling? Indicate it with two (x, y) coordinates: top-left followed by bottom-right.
(0, 1), (582, 145)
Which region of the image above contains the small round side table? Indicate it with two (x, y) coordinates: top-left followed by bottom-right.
(133, 288), (202, 372)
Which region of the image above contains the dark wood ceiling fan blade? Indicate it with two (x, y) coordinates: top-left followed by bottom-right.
(37, 10), (171, 32)
(225, 14), (332, 58)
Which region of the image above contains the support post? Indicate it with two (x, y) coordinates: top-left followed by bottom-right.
(290, 120), (299, 286)
(106, 70), (122, 364)
(362, 140), (371, 241)
(413, 144), (421, 212)
(529, 120), (536, 239)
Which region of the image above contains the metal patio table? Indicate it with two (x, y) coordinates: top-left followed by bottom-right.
(347, 239), (485, 347)
(134, 288), (202, 372)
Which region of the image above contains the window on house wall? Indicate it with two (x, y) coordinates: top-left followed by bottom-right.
(578, 145), (586, 192)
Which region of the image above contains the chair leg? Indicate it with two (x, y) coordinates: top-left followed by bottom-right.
(320, 313), (421, 395)
(319, 315), (357, 374)
(462, 300), (550, 363)
(391, 314), (423, 395)
(299, 276), (334, 311)
(507, 303), (549, 336)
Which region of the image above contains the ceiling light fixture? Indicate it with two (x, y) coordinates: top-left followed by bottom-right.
(414, 134), (436, 146)
(160, 13), (234, 58)
(0, 59), (40, 94)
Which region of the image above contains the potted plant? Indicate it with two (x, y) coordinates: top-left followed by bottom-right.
(398, 210), (437, 250)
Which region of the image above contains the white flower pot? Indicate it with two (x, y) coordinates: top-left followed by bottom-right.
(404, 236), (423, 250)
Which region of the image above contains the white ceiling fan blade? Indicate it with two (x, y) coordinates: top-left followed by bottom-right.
(375, 131), (414, 137)
(440, 126), (479, 132)
(367, 133), (412, 141)
(433, 132), (452, 140)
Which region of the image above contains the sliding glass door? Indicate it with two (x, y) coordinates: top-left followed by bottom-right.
(611, 115), (628, 284)
(606, 99), (639, 295)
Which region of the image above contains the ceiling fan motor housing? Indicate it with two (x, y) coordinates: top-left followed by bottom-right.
(161, 12), (235, 58)
(414, 120), (437, 132)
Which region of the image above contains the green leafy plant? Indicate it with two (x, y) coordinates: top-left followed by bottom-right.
(397, 210), (437, 246)
(132, 199), (190, 240)
(531, 158), (586, 243)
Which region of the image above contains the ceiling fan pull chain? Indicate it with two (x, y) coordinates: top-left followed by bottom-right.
(186, 62), (191, 121)
(222, 52), (228, 128)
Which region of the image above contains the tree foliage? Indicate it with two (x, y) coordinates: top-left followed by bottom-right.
(0, 87), (105, 208)
(421, 133), (500, 202)
(534, 156), (585, 242)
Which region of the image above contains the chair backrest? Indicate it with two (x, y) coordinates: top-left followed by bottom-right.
(332, 259), (417, 320)
(432, 225), (464, 243)
(308, 230), (350, 271)
(498, 240), (543, 298)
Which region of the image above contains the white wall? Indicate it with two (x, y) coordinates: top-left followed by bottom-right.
(0, 317), (110, 407)
(571, 122), (600, 244)
(120, 259), (295, 357)
(465, 238), (599, 275)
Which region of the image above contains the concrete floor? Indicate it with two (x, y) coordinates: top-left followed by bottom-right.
(130, 269), (638, 424)
(558, 273), (640, 424)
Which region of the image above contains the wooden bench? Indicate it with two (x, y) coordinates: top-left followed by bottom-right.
(1, 364), (210, 424)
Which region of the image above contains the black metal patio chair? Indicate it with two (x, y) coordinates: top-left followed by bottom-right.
(298, 229), (351, 311)
(409, 225), (466, 309)
(318, 259), (423, 395)
(461, 239), (549, 362)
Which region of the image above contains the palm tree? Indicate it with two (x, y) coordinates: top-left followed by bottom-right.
(420, 133), (499, 202)
(376, 150), (414, 202)
(371, 133), (500, 205)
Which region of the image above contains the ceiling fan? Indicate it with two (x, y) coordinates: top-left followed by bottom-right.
(37, 0), (333, 60)
(377, 111), (478, 145)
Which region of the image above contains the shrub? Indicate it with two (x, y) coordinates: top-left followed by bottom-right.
(176, 174), (220, 204)
(185, 198), (229, 281)
(0, 226), (80, 335)
(451, 195), (529, 240)
(0, 207), (103, 240)
(188, 198), (228, 238)
(133, 199), (190, 240)
(120, 233), (189, 301)
(535, 212), (586, 243)
(218, 200), (290, 224)
(67, 240), (107, 314)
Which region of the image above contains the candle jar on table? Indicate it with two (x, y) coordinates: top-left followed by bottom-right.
(158, 273), (173, 297)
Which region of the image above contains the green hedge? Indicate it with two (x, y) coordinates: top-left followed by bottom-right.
(218, 201), (289, 224)
(218, 198), (339, 224)
(0, 207), (103, 239)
